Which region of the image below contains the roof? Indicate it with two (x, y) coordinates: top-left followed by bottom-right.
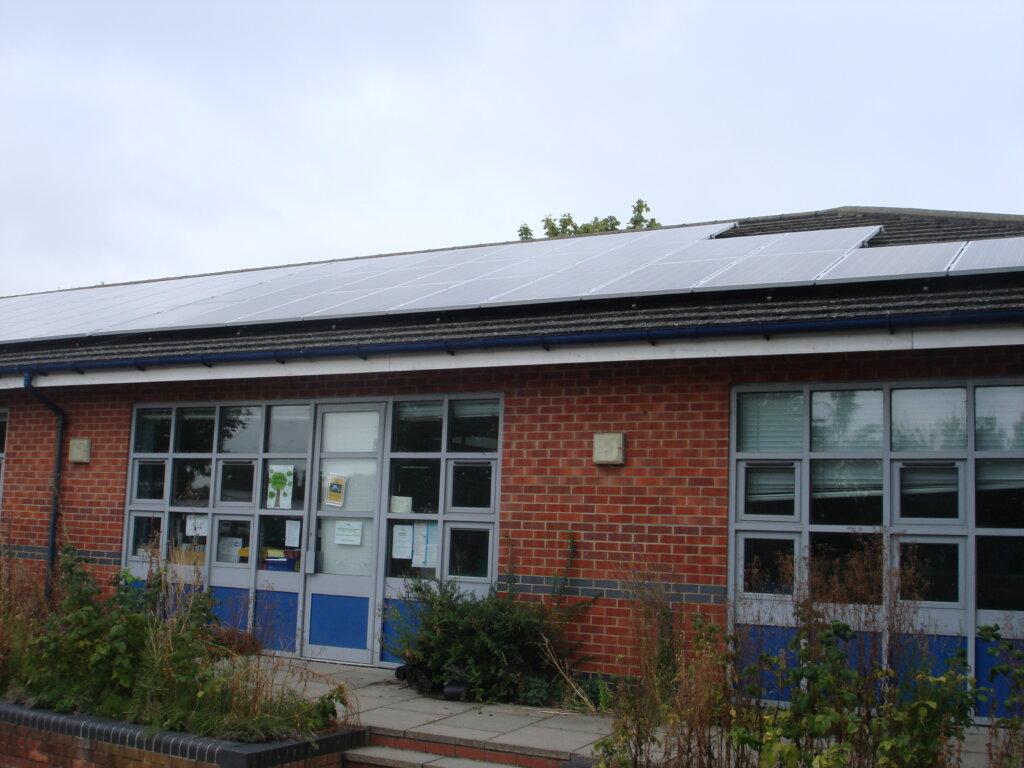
(2, 206), (1023, 379)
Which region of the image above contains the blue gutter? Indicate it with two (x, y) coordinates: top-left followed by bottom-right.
(2, 310), (1023, 380)
(22, 373), (68, 600)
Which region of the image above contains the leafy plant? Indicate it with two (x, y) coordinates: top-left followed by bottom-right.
(979, 624), (1024, 768)
(7, 545), (350, 742)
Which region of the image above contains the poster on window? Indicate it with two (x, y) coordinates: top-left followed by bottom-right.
(412, 521), (438, 568)
(325, 475), (346, 507)
(266, 464), (294, 508)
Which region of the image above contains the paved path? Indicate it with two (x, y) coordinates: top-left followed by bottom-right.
(281, 661), (612, 759)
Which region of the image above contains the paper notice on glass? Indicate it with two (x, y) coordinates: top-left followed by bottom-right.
(412, 521), (438, 568)
(334, 520), (362, 545)
(326, 475), (346, 507)
(389, 495), (412, 514)
(266, 464), (295, 508)
(185, 514), (208, 537)
(392, 525), (413, 559)
(218, 536), (243, 563)
(285, 519), (301, 547)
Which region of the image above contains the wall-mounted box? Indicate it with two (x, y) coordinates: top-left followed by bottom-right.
(68, 438), (92, 463)
(593, 432), (625, 465)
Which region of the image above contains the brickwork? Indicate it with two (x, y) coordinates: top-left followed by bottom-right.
(0, 345), (1018, 676)
(0, 700), (363, 768)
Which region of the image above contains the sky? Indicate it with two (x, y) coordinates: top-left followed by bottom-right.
(1, 0), (1022, 297)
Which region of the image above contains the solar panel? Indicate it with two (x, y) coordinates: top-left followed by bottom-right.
(3, 222), (1023, 347)
(816, 242), (965, 284)
(585, 259), (741, 299)
(694, 250), (851, 291)
(949, 236), (1024, 275)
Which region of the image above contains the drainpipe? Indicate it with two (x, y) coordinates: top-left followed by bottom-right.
(23, 373), (67, 600)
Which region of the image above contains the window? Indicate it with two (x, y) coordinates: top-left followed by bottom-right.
(733, 382), (1024, 636)
(125, 396), (502, 586)
(385, 396), (501, 582)
(127, 403), (313, 569)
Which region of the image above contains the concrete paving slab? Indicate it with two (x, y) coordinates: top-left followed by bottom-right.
(407, 722), (507, 742)
(489, 724), (602, 753)
(435, 708), (547, 733)
(430, 758), (504, 768)
(357, 705), (450, 731)
(386, 697), (481, 716)
(531, 712), (611, 736)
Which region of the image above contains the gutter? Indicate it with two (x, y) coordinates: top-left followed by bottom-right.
(2, 310), (1023, 380)
(22, 373), (67, 600)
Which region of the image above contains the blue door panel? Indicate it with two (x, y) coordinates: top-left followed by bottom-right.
(309, 594), (370, 649)
(254, 589), (298, 652)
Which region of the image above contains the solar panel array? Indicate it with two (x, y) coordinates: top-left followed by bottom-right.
(2, 222), (1024, 345)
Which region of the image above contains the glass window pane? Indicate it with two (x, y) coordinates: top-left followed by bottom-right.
(316, 517), (374, 575)
(811, 390), (883, 451)
(449, 529), (490, 578)
(261, 460), (307, 510)
(891, 388), (967, 451)
(389, 459), (440, 515)
(744, 465), (795, 516)
(976, 386), (1024, 451)
(392, 401), (443, 453)
(743, 538), (794, 594)
(977, 536), (1024, 611)
(809, 532), (882, 604)
(135, 460), (166, 500)
(218, 406), (263, 453)
(174, 407), (215, 453)
(169, 512), (208, 567)
(215, 519), (250, 564)
(899, 466), (959, 519)
(386, 520), (437, 578)
(318, 458), (377, 512)
(737, 392), (803, 452)
(451, 462), (493, 509)
(257, 516), (302, 571)
(976, 460), (1024, 528)
(448, 399), (500, 453)
(322, 411), (379, 453)
(0, 412), (6, 452)
(171, 459), (211, 506)
(265, 405), (312, 453)
(134, 408), (171, 453)
(130, 515), (162, 559)
(810, 460), (883, 525)
(900, 542), (959, 603)
(219, 461), (255, 503)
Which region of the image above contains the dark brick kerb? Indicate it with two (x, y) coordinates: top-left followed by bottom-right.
(0, 699), (366, 768)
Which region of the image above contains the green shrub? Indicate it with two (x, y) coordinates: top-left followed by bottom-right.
(7, 545), (348, 742)
(385, 578), (575, 704)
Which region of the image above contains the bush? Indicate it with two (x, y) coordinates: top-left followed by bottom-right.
(386, 578), (579, 705)
(5, 546), (349, 742)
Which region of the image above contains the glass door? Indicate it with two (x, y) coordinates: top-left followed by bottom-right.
(303, 403), (384, 663)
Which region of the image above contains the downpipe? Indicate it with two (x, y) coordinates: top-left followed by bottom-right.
(22, 373), (68, 600)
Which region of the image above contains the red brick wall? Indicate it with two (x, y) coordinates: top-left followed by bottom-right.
(0, 721), (343, 768)
(1, 345), (1019, 675)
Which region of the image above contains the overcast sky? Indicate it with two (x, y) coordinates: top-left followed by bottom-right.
(2, 1), (1022, 297)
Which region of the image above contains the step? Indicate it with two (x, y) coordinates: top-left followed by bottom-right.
(344, 744), (594, 768)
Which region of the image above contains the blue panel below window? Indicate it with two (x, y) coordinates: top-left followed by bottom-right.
(211, 586), (250, 631)
(976, 636), (1024, 719)
(735, 624), (797, 701)
(892, 633), (966, 679)
(380, 598), (421, 663)
(308, 594), (369, 649)
(254, 589), (298, 652)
